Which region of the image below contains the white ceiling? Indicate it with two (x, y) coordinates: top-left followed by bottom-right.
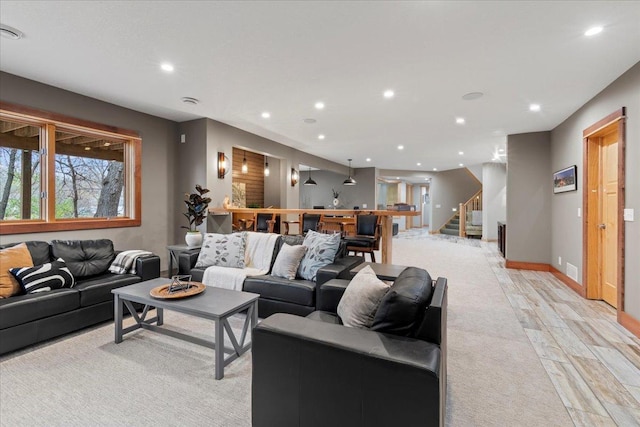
(1, 1), (639, 173)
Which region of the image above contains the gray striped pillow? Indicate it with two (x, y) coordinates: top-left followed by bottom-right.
(10, 258), (75, 294)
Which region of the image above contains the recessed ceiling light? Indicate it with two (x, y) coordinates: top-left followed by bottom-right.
(417, 162), (421, 166)
(160, 63), (174, 72)
(585, 26), (603, 36)
(84, 147), (91, 151)
(383, 90), (395, 99)
(366, 158), (371, 162)
(396, 177), (400, 180)
(318, 134), (325, 140)
(104, 142), (111, 147)
(397, 145), (404, 150)
(303, 118), (316, 124)
(181, 97), (199, 105)
(456, 117), (465, 124)
(261, 112), (271, 119)
(433, 168), (438, 171)
(458, 151), (464, 155)
(459, 163), (464, 167)
(425, 178), (429, 181)
(529, 104), (541, 112)
(498, 148), (505, 153)
(314, 102), (325, 110)
(0, 24), (23, 40)
(462, 92), (483, 101)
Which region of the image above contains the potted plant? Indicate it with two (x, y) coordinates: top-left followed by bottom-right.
(182, 184), (211, 247)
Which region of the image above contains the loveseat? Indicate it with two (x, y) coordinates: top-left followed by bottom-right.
(252, 267), (448, 427)
(178, 233), (363, 318)
(0, 239), (160, 355)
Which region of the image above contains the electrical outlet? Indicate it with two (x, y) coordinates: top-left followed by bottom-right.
(180, 134), (186, 143)
(362, 203), (367, 209)
(624, 208), (634, 221)
(558, 256), (562, 265)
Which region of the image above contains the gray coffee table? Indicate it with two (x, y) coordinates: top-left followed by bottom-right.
(112, 278), (259, 379)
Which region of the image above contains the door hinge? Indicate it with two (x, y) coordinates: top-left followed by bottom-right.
(39, 148), (47, 156)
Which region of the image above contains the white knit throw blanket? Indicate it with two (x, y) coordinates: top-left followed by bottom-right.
(108, 250), (152, 274)
(202, 232), (279, 291)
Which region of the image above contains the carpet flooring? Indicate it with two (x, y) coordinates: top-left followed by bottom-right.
(1, 232), (633, 426)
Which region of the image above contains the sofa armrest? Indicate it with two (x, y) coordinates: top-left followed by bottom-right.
(135, 255), (161, 281)
(178, 249), (201, 275)
(317, 279), (349, 312)
(252, 313), (444, 427)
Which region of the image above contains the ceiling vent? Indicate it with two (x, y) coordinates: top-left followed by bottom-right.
(0, 24), (23, 40)
(181, 97), (199, 105)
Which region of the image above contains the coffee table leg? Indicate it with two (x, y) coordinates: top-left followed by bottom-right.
(157, 307), (164, 326)
(114, 294), (123, 344)
(215, 318), (224, 380)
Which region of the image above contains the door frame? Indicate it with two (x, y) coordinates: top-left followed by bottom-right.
(582, 107), (626, 314)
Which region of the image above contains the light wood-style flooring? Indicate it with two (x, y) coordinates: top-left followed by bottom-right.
(483, 244), (640, 426)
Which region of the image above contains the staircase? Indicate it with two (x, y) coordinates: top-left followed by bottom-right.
(440, 213), (460, 236)
(439, 189), (483, 238)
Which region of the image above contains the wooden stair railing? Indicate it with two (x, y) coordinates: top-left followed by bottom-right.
(459, 189), (483, 237)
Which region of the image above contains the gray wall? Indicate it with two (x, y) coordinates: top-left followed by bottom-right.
(551, 61), (640, 319)
(429, 168), (481, 232)
(506, 132), (551, 264)
(0, 72), (179, 270)
(482, 162), (507, 240)
(299, 167), (376, 210)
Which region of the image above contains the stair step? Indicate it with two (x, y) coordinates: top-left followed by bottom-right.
(450, 219), (460, 225)
(440, 228), (459, 236)
(445, 224), (459, 230)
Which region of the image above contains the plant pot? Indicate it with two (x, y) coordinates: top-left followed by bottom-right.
(185, 232), (203, 248)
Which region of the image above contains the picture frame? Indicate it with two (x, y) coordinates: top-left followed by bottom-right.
(553, 165), (577, 194)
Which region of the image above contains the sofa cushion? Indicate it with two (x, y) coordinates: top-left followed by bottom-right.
(337, 265), (390, 328)
(195, 232), (247, 269)
(0, 243), (34, 298)
(10, 258), (75, 294)
(0, 241), (51, 266)
(74, 273), (140, 307)
(0, 288), (80, 329)
(370, 267), (433, 337)
(298, 231), (341, 281)
(271, 244), (307, 280)
(51, 239), (115, 278)
(244, 275), (316, 307)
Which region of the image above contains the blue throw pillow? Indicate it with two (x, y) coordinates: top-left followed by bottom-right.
(10, 258), (75, 294)
(298, 231), (341, 281)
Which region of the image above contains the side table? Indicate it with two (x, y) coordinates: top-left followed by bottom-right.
(167, 244), (200, 278)
(350, 262), (408, 281)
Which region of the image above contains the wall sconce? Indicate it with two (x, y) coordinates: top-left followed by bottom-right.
(218, 151), (229, 179)
(291, 168), (299, 186)
(264, 156), (270, 177)
(241, 150), (248, 174)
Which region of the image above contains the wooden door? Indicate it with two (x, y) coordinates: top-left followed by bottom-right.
(599, 131), (618, 307)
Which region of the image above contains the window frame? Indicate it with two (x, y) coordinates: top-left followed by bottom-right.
(0, 102), (141, 234)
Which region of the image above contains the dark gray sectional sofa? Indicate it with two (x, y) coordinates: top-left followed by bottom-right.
(0, 239), (160, 355)
(178, 234), (364, 318)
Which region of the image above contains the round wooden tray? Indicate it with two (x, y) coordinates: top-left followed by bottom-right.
(150, 282), (206, 299)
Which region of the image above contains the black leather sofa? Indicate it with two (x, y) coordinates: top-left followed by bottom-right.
(252, 267), (448, 427)
(178, 234), (363, 318)
(0, 239), (160, 355)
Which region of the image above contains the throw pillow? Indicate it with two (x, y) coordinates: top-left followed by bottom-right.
(10, 258), (75, 294)
(337, 265), (391, 328)
(195, 232), (247, 269)
(298, 230), (341, 281)
(271, 244), (307, 280)
(0, 243), (34, 298)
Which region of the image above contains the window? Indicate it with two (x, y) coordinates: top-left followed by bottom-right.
(0, 102), (141, 234)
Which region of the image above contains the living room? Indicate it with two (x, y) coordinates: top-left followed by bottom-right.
(1, 2), (640, 426)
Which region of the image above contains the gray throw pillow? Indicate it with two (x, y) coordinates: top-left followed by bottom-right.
(297, 230), (341, 281)
(271, 244), (307, 280)
(337, 265), (390, 328)
(195, 232), (247, 268)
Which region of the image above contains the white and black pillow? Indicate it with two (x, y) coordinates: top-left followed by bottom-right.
(10, 258), (75, 294)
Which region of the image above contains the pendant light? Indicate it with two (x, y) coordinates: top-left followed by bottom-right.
(264, 156), (270, 177)
(343, 159), (357, 185)
(303, 167), (317, 186)
(241, 151), (248, 174)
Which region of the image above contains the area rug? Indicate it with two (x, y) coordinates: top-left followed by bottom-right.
(0, 236), (572, 426)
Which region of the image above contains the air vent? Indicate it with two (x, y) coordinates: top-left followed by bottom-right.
(181, 97), (199, 105)
(0, 24), (23, 40)
(566, 262), (578, 281)
(303, 118), (317, 124)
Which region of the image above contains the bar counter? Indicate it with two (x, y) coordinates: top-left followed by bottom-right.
(209, 208), (420, 264)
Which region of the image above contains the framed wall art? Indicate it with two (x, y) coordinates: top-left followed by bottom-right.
(553, 165), (577, 193)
